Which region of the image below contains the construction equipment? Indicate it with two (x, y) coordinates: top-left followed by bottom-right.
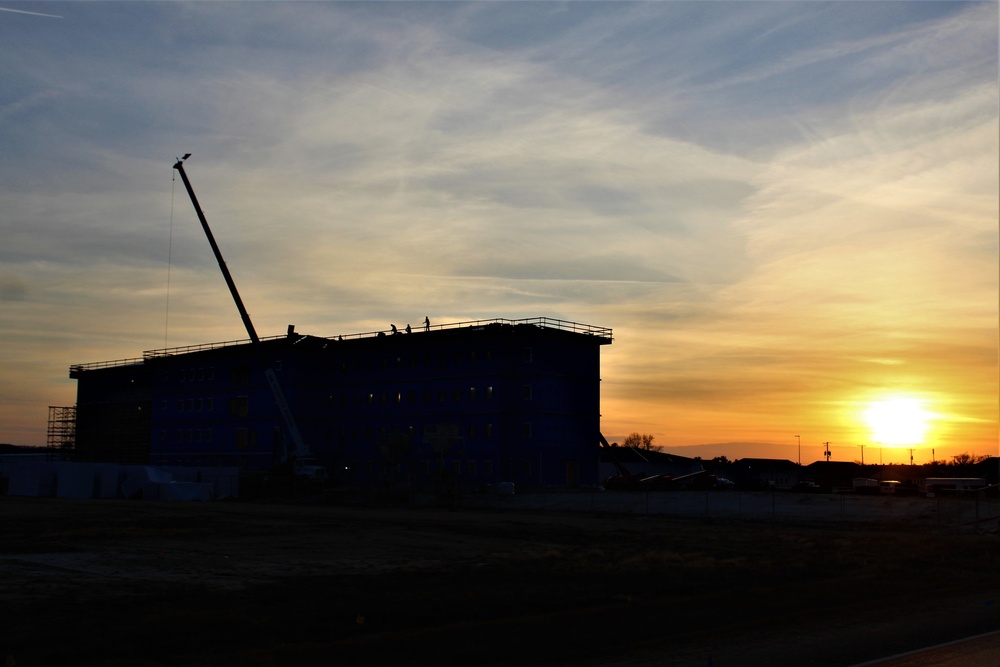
(172, 155), (322, 480)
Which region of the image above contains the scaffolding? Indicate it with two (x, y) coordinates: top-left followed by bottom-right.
(47, 405), (76, 452)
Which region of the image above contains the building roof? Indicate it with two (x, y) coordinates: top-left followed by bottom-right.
(70, 316), (612, 375)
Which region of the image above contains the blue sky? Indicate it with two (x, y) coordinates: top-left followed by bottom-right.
(2, 1), (997, 463)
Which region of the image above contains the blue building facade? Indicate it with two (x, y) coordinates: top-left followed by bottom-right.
(69, 318), (612, 490)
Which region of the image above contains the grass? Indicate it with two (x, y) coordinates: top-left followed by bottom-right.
(1, 497), (997, 666)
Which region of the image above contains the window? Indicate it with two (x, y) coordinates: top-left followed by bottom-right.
(522, 347), (533, 363)
(236, 428), (256, 449)
(469, 387), (477, 401)
(523, 385), (532, 400)
(522, 422), (532, 439)
(468, 424), (477, 439)
(206, 398), (213, 411)
(485, 423), (493, 438)
(467, 461), (477, 477)
(486, 386), (494, 400)
(231, 396), (249, 417)
(484, 461), (494, 477)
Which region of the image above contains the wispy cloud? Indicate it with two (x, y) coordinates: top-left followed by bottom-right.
(1, 2), (995, 461)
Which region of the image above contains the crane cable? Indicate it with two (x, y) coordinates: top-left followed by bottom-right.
(165, 168), (176, 349)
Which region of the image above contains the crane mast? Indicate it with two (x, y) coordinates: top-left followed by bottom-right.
(171, 156), (309, 463)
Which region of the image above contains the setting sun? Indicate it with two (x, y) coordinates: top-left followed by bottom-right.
(863, 397), (932, 446)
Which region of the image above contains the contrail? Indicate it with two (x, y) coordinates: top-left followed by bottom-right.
(0, 7), (64, 18)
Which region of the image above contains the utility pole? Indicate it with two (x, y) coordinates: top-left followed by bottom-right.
(908, 448), (914, 465)
(823, 442), (831, 462)
(795, 435), (801, 466)
(858, 444), (865, 465)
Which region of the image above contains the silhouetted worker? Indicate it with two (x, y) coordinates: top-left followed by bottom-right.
(423, 316), (430, 332)
(405, 324), (412, 334)
(390, 324), (398, 334)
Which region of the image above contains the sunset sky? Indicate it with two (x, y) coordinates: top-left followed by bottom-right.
(2, 2), (997, 464)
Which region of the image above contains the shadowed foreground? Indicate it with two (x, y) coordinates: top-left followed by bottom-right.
(1, 496), (997, 666)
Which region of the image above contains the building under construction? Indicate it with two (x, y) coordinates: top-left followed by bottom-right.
(67, 317), (612, 490)
(59, 157), (613, 490)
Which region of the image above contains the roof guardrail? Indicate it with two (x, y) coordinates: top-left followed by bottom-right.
(329, 317), (612, 341)
(71, 317), (612, 372)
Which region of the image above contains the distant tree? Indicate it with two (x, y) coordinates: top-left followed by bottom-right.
(948, 452), (990, 466)
(623, 432), (661, 452)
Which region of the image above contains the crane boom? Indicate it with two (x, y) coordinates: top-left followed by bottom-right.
(172, 156), (309, 462)
(172, 158), (259, 344)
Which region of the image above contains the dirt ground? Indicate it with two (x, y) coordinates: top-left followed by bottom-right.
(1, 494), (998, 667)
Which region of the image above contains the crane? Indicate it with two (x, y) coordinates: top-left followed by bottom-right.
(172, 155), (319, 478)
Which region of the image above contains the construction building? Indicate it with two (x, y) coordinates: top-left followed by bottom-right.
(65, 317), (612, 490)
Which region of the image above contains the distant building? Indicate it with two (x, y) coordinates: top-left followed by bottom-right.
(66, 317), (612, 490)
(730, 458), (801, 490)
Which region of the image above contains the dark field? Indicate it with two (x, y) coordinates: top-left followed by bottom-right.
(1, 496), (998, 667)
